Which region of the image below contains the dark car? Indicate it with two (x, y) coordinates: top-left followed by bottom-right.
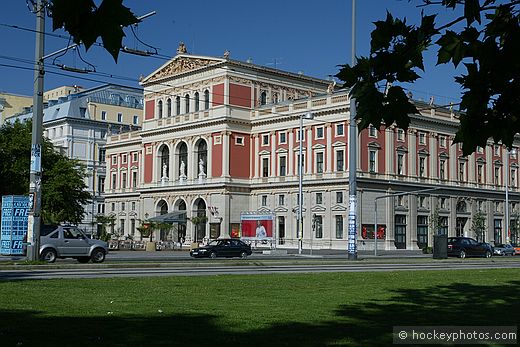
(447, 237), (493, 258)
(190, 239), (252, 259)
(493, 244), (515, 256)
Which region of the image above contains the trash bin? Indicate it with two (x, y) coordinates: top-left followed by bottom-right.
(433, 234), (447, 259)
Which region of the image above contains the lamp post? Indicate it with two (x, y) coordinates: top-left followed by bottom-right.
(505, 148), (516, 244)
(298, 112), (314, 255)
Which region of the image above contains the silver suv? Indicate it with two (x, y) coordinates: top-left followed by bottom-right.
(39, 225), (108, 263)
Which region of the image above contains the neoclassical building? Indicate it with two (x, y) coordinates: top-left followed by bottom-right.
(103, 46), (519, 250)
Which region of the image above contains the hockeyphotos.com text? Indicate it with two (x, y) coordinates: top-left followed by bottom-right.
(393, 326), (517, 344)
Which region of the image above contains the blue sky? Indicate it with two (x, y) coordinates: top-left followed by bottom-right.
(0, 0), (463, 105)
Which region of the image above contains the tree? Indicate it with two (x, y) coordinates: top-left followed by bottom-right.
(95, 214), (116, 241)
(336, 1), (520, 156)
(49, 0), (139, 62)
(471, 210), (487, 242)
(0, 120), (91, 224)
(429, 207), (443, 235)
(510, 211), (520, 244)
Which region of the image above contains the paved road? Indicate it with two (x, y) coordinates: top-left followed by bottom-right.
(1, 259), (519, 281)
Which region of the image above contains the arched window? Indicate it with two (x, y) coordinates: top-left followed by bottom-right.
(260, 91), (267, 105)
(194, 199), (207, 242)
(167, 98), (172, 117)
(204, 90), (210, 110)
(176, 96), (181, 115)
(160, 145), (169, 178)
(196, 140), (208, 175)
(194, 92), (200, 112)
(185, 94), (190, 113)
(158, 100), (163, 118)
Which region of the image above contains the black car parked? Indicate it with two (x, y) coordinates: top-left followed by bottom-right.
(447, 237), (493, 258)
(190, 239), (252, 259)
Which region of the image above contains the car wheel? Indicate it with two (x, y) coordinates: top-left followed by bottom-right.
(485, 250), (492, 258)
(459, 250), (466, 259)
(91, 248), (106, 263)
(239, 251), (248, 259)
(40, 248), (57, 263)
(209, 251), (217, 259)
(77, 257), (90, 263)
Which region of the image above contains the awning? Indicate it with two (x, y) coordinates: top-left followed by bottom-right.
(147, 211), (187, 223)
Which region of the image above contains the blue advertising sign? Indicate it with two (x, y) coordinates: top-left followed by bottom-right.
(1, 195), (29, 256)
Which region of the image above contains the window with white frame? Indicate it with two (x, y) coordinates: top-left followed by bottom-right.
(111, 173), (117, 189)
(369, 149), (377, 173)
(335, 215), (343, 239)
(477, 146), (484, 154)
(121, 172), (127, 189)
(511, 168), (517, 187)
(459, 161), (466, 181)
(117, 113), (123, 123)
(101, 110), (107, 120)
(261, 195), (267, 206)
(262, 134), (269, 146)
(418, 132), (426, 145)
(279, 156), (287, 176)
(262, 157), (269, 177)
(235, 136), (244, 145)
(439, 136), (447, 148)
(316, 127), (324, 139)
(419, 157), (426, 177)
(132, 152), (138, 162)
(494, 166), (501, 185)
(439, 159), (446, 180)
(477, 163), (484, 183)
(336, 191), (343, 204)
(279, 132), (287, 144)
(369, 125), (377, 138)
(111, 155), (117, 165)
(133, 115), (139, 125)
(297, 153), (305, 172)
(440, 197), (447, 209)
(397, 153), (405, 175)
(314, 215), (323, 238)
(121, 154), (127, 164)
(316, 152), (324, 173)
(494, 145), (500, 156)
(316, 192), (323, 205)
(397, 128), (405, 141)
(278, 194), (285, 205)
(296, 129), (305, 142)
(132, 171), (137, 187)
(336, 149), (344, 171)
(336, 123), (344, 136)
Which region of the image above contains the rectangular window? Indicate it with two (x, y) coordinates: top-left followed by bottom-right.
(79, 107), (87, 118)
(132, 152), (138, 162)
(494, 145), (500, 156)
(314, 215), (323, 238)
(419, 157), (426, 177)
(477, 164), (483, 183)
(336, 150), (344, 171)
(101, 110), (107, 121)
(278, 194), (285, 206)
(131, 201), (136, 211)
(261, 195), (267, 206)
(121, 172), (127, 189)
(111, 173), (117, 189)
(262, 134), (269, 146)
(440, 197), (447, 209)
(133, 115), (139, 125)
(459, 162), (466, 181)
(369, 125), (377, 138)
(99, 148), (106, 163)
(335, 215), (343, 239)
(336, 191), (343, 204)
(122, 154), (127, 164)
(97, 203), (105, 214)
(417, 216), (428, 249)
(394, 215), (407, 249)
(494, 166), (501, 185)
(279, 132), (287, 144)
(111, 202), (115, 212)
(235, 136), (244, 145)
(336, 123), (344, 136)
(297, 153), (305, 172)
(117, 113), (123, 123)
(297, 129), (305, 142)
(494, 219), (502, 243)
(397, 153), (404, 175)
(111, 155), (117, 165)
(262, 158), (269, 177)
(279, 156), (286, 176)
(438, 216), (448, 235)
(397, 129), (405, 141)
(120, 219), (125, 234)
(512, 168), (517, 187)
(316, 127), (324, 139)
(439, 159), (446, 180)
(278, 216), (285, 242)
(439, 136), (446, 148)
(130, 219), (135, 237)
(369, 150), (377, 173)
(121, 202), (125, 211)
(98, 176), (105, 194)
(477, 146), (484, 154)
(316, 192), (323, 205)
(132, 171), (137, 187)
(418, 132), (426, 145)
(316, 152), (324, 173)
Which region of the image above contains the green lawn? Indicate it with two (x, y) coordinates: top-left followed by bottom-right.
(0, 269), (519, 346)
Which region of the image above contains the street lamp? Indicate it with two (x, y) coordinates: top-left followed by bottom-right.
(505, 148), (516, 244)
(297, 112), (314, 255)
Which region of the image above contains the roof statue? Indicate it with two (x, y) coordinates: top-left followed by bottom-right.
(177, 42), (187, 54)
(223, 50), (230, 59)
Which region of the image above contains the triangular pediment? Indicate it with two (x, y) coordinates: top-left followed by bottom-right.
(141, 54), (225, 84)
(257, 206), (272, 213)
(274, 206), (288, 213)
(331, 204), (347, 212)
(311, 205), (327, 212)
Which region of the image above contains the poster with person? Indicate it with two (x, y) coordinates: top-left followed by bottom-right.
(240, 213), (274, 240)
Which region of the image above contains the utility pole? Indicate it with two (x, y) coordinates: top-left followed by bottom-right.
(347, 0), (358, 260)
(26, 0), (46, 261)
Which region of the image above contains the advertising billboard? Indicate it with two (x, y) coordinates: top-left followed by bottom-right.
(240, 214), (274, 240)
(1, 195), (30, 256)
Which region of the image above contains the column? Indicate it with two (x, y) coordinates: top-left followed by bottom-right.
(306, 126), (313, 174)
(449, 138), (457, 181)
(288, 130), (294, 177)
(271, 131), (276, 176)
(187, 138), (194, 179)
(408, 129), (417, 176)
(222, 131), (230, 177)
(170, 141), (176, 181)
(429, 133), (438, 179)
(253, 134), (260, 178)
(385, 127), (394, 175)
(207, 136), (213, 178)
(326, 123), (332, 173)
